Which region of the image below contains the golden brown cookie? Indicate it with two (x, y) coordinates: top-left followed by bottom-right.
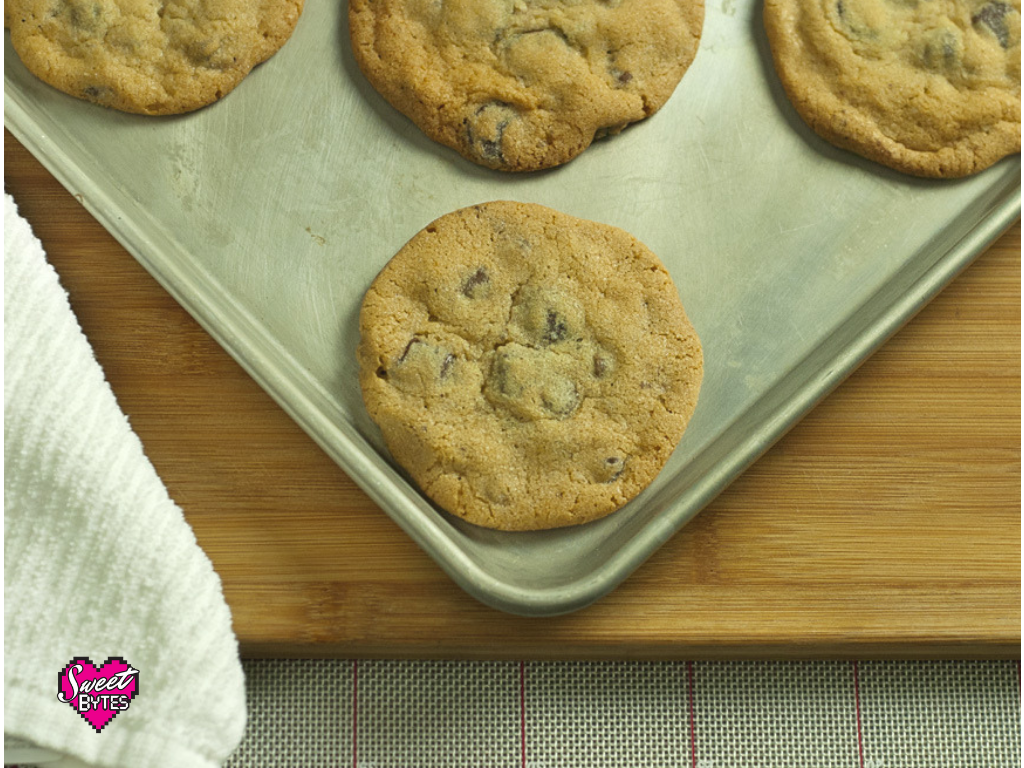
(764, 0), (1021, 177)
(349, 0), (704, 172)
(5, 0), (304, 115)
(357, 201), (703, 531)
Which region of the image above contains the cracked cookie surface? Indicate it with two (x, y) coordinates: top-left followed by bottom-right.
(349, 0), (704, 172)
(764, 0), (1020, 176)
(5, 0), (303, 114)
(357, 201), (703, 531)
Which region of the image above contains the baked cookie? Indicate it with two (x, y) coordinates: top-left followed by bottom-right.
(357, 201), (703, 531)
(5, 0), (303, 115)
(349, 0), (704, 172)
(764, 0), (1021, 177)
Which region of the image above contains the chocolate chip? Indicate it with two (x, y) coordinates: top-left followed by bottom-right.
(82, 85), (108, 99)
(461, 267), (490, 298)
(504, 25), (573, 46)
(389, 337), (457, 393)
(919, 29), (962, 70)
(602, 456), (626, 483)
(440, 353), (455, 380)
(185, 39), (233, 69)
(973, 2), (1013, 47)
(593, 351), (614, 379)
(832, 0), (877, 37)
(397, 337), (422, 363)
(478, 137), (503, 162)
(485, 344), (581, 421)
(541, 382), (579, 418)
(62, 1), (104, 32)
(487, 351), (516, 400)
(511, 286), (582, 347)
(544, 309), (568, 343)
(465, 102), (517, 166)
(605, 52), (634, 91)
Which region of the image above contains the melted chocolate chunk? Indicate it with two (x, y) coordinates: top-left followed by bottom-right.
(466, 102), (517, 165)
(185, 39), (235, 69)
(82, 84), (114, 101)
(540, 382), (579, 418)
(397, 337), (423, 363)
(505, 25), (573, 48)
(62, 1), (104, 32)
(389, 337), (457, 393)
(544, 309), (568, 343)
(511, 286), (582, 347)
(972, 2), (1013, 47)
(919, 29), (962, 70)
(489, 352), (515, 396)
(461, 266), (491, 298)
(485, 344), (581, 420)
(602, 456), (626, 483)
(440, 353), (455, 380)
(832, 0), (878, 38)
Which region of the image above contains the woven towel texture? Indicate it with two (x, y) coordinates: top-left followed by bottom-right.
(4, 194), (246, 768)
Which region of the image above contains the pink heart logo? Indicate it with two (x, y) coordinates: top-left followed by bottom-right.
(57, 657), (139, 732)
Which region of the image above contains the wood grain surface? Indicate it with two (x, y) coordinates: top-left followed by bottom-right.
(5, 130), (1020, 659)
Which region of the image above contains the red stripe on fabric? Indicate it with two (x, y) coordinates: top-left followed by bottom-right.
(352, 660), (359, 768)
(520, 661), (527, 768)
(687, 661), (698, 768)
(853, 661), (865, 768)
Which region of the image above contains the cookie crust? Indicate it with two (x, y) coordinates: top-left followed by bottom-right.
(764, 0), (1021, 177)
(5, 0), (304, 115)
(357, 201), (703, 531)
(349, 0), (704, 172)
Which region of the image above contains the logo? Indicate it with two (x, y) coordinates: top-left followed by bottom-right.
(57, 657), (139, 732)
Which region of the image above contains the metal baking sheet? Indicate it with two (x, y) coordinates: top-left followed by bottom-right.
(5, 0), (1019, 617)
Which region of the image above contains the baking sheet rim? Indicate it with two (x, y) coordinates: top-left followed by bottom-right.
(6, 95), (1021, 618)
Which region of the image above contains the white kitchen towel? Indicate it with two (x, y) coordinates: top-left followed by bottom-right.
(4, 193), (246, 768)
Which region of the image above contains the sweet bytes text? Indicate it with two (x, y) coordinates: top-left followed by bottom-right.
(57, 664), (139, 703)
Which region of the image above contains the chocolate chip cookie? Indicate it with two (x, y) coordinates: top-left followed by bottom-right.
(349, 0), (704, 172)
(5, 0), (304, 115)
(357, 201), (703, 531)
(764, 0), (1021, 177)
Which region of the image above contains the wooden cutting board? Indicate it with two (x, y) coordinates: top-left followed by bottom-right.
(6, 131), (1020, 659)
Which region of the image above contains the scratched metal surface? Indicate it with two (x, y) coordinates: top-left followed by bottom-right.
(4, 0), (1020, 616)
